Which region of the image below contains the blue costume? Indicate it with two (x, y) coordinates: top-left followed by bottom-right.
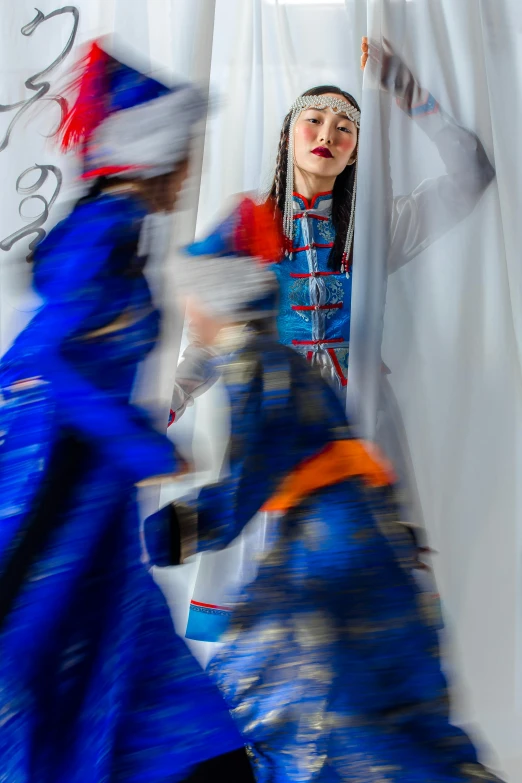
(0, 189), (242, 783)
(0, 42), (242, 783)
(160, 328), (502, 783)
(273, 191), (351, 388)
(161, 201), (503, 782)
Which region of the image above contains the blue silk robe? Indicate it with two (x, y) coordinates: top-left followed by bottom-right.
(0, 191), (241, 783)
(162, 331), (502, 783)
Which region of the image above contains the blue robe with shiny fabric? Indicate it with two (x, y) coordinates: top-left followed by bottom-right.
(0, 191), (242, 783)
(273, 192), (352, 392)
(156, 332), (502, 783)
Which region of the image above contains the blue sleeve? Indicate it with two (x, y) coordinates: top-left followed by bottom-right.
(13, 197), (175, 483)
(142, 505), (178, 568)
(42, 347), (176, 483)
(32, 196), (144, 299)
(194, 478), (242, 552)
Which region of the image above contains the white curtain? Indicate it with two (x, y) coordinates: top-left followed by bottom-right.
(1, 1), (521, 779)
(352, 3), (521, 779)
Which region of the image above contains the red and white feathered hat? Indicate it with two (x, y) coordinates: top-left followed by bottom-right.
(58, 40), (207, 179)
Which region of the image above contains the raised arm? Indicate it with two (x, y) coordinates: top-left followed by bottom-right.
(363, 37), (495, 270)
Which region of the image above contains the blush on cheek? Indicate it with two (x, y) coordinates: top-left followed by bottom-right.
(297, 124), (317, 143)
(338, 136), (357, 154)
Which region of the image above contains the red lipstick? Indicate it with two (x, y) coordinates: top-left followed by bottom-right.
(311, 146), (333, 159)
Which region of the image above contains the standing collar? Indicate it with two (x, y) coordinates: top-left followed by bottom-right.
(292, 191), (333, 216)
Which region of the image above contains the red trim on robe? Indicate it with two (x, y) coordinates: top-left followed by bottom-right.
(327, 348), (348, 387)
(291, 303), (343, 311)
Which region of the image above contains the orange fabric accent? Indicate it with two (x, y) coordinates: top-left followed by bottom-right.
(261, 439), (394, 513)
(235, 197), (285, 263)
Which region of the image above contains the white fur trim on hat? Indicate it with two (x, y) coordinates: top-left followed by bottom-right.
(89, 85), (207, 178)
(176, 254), (277, 320)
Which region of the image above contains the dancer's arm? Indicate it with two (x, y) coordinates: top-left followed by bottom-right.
(18, 203), (177, 483)
(363, 37), (495, 270)
(168, 340), (220, 426)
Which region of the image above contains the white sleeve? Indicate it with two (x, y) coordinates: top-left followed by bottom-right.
(389, 103), (494, 271)
(169, 342), (220, 426)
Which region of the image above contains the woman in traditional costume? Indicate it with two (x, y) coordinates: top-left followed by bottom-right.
(0, 41), (249, 783)
(267, 37), (494, 392)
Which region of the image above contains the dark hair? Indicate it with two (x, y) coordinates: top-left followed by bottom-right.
(78, 175), (110, 204)
(78, 165), (187, 212)
(267, 85), (360, 272)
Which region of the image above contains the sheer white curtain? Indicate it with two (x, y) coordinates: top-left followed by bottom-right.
(351, 2), (521, 779)
(196, 0), (364, 229)
(1, 1), (521, 779)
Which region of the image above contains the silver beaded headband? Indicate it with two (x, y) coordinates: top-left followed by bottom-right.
(284, 95), (360, 276)
(290, 95), (361, 126)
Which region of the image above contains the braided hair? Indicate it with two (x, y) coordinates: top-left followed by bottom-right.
(267, 85), (360, 272)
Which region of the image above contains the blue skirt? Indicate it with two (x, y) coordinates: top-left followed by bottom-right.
(0, 382), (242, 783)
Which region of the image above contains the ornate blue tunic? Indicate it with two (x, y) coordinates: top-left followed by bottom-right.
(273, 192), (351, 391)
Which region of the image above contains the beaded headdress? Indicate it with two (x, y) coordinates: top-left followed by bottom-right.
(284, 95), (360, 275)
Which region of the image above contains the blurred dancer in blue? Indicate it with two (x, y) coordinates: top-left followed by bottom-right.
(0, 41), (250, 783)
(153, 199), (504, 782)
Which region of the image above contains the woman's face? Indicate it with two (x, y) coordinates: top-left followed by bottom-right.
(293, 92), (358, 181)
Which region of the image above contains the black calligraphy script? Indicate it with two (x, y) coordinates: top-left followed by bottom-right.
(0, 6), (79, 259)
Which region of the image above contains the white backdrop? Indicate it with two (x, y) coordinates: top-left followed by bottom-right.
(1, 1), (521, 780)
(354, 4), (522, 780)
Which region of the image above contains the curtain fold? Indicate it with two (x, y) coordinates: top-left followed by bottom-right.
(351, 3), (521, 779)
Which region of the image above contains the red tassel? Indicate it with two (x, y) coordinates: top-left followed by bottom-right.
(283, 235), (293, 257)
(58, 41), (112, 154)
(234, 197), (285, 263)
(341, 250), (353, 274)
(81, 165), (144, 180)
